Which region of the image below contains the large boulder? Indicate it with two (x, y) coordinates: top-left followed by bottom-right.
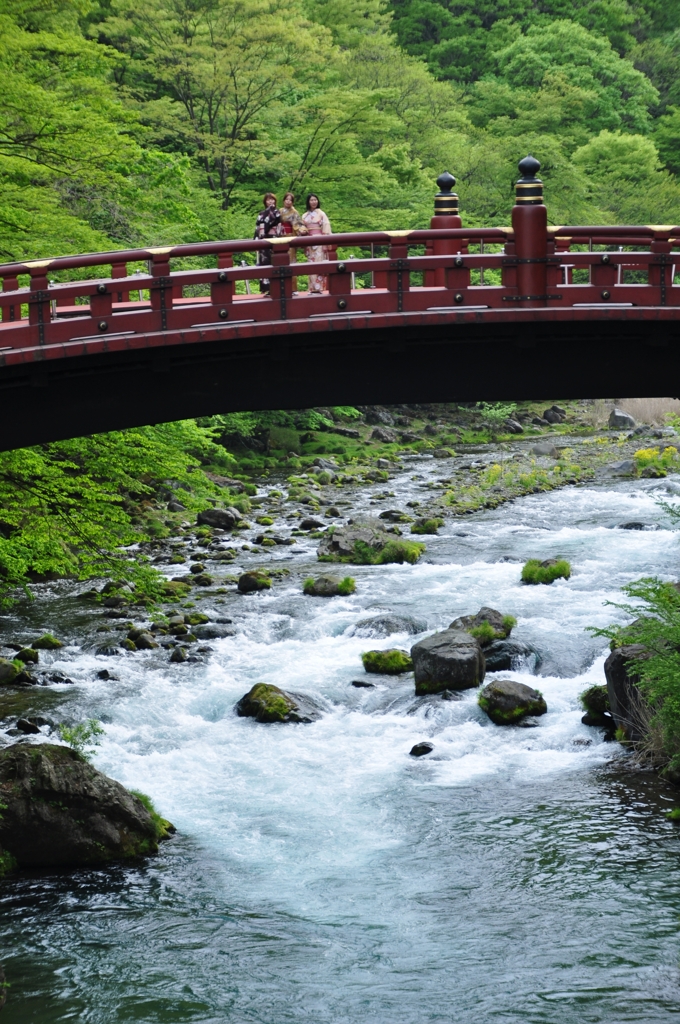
(0, 744), (171, 871)
(410, 629), (485, 695)
(238, 571), (271, 594)
(609, 407), (636, 429)
(196, 507), (240, 530)
(478, 679), (547, 725)
(449, 606), (515, 646)
(349, 614), (427, 638)
(604, 645), (650, 741)
(317, 519), (424, 565)
(236, 683), (322, 723)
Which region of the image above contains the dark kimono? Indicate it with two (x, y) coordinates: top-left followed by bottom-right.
(254, 206), (282, 293)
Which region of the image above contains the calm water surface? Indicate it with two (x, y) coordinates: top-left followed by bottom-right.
(3, 456), (680, 1022)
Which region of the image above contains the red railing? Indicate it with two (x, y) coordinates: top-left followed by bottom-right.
(2, 160), (680, 357)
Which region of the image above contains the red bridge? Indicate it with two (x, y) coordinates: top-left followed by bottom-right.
(1, 157), (678, 449)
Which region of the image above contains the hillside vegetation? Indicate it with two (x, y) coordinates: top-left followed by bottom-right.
(3, 0), (680, 264)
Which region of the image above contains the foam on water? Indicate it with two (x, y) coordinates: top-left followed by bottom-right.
(6, 464), (680, 1022)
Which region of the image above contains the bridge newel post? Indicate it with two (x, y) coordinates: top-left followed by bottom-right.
(28, 265), (51, 346)
(111, 262), (129, 304)
(212, 252), (234, 312)
(270, 241), (293, 317)
(149, 252), (173, 330)
(511, 155), (547, 306)
(429, 171), (462, 288)
(1, 275), (19, 323)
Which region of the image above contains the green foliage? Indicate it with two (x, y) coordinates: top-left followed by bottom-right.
(468, 621), (497, 645)
(361, 648), (414, 673)
(502, 614), (517, 632)
(57, 718), (104, 759)
(0, 421), (232, 606)
(129, 789), (174, 840)
(0, 847), (17, 878)
(666, 807), (680, 821)
(521, 558), (571, 584)
(591, 577), (680, 769)
(633, 446), (679, 474)
(332, 538), (426, 564)
(337, 575), (356, 595)
(580, 683), (610, 715)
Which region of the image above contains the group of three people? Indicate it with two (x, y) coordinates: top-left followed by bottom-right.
(254, 191), (332, 294)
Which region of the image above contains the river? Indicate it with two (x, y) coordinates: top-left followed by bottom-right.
(2, 449), (680, 1022)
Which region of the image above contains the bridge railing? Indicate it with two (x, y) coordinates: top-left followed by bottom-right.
(1, 159), (679, 354)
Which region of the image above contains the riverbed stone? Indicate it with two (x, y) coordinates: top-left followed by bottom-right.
(609, 407), (636, 429)
(411, 629), (485, 694)
(350, 614), (427, 638)
(317, 519), (424, 564)
(483, 638), (541, 673)
(238, 571), (271, 594)
(32, 634), (63, 650)
(303, 575), (344, 597)
(0, 743), (172, 871)
(196, 508), (239, 530)
(371, 426), (398, 443)
(0, 659), (20, 686)
(531, 442), (559, 458)
(409, 741), (434, 757)
(236, 683), (322, 723)
(478, 679), (547, 725)
(604, 645), (650, 740)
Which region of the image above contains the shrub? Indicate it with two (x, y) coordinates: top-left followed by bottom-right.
(337, 576), (356, 595)
(269, 426), (300, 454)
(362, 649), (413, 674)
(468, 622), (497, 645)
(57, 719), (104, 761)
(502, 614), (517, 633)
(521, 558), (571, 585)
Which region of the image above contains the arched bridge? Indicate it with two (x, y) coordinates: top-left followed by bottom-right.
(1, 158), (679, 450)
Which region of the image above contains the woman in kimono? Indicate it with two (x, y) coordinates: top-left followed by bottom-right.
(254, 192), (282, 293)
(279, 192), (307, 236)
(302, 193), (331, 294)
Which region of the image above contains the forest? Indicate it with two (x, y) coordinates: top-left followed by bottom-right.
(2, 0), (680, 601)
(3, 0), (680, 267)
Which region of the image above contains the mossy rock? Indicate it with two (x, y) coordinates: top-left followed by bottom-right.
(161, 580), (192, 599)
(236, 683), (321, 723)
(478, 679), (547, 725)
(580, 684), (610, 716)
(256, 516), (274, 526)
(238, 571), (271, 594)
(449, 607), (516, 647)
(362, 649), (413, 674)
(32, 634), (63, 650)
(0, 659), (20, 686)
(0, 744), (174, 870)
(16, 648), (39, 664)
(411, 518), (444, 535)
(186, 612), (210, 626)
(303, 575), (356, 597)
(521, 558), (571, 585)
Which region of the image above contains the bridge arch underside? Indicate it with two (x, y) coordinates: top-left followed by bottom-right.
(0, 312), (675, 450)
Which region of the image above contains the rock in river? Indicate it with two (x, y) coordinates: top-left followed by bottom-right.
(410, 629), (485, 695)
(478, 679), (547, 725)
(604, 645), (650, 741)
(483, 638), (541, 673)
(238, 571), (271, 594)
(197, 507), (240, 530)
(236, 683), (322, 723)
(349, 614), (426, 638)
(0, 743), (173, 871)
(409, 742), (434, 757)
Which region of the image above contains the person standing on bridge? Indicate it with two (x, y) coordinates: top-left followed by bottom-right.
(279, 192), (307, 236)
(302, 193), (331, 294)
(254, 192), (282, 294)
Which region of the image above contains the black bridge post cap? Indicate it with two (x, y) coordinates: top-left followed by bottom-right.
(517, 155), (541, 181)
(515, 155), (543, 205)
(436, 171), (456, 194)
(434, 171), (459, 215)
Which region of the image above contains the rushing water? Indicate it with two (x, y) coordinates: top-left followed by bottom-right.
(3, 453), (680, 1022)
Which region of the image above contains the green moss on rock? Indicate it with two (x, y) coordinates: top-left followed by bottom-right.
(32, 634), (63, 650)
(521, 558), (571, 585)
(362, 649), (413, 674)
